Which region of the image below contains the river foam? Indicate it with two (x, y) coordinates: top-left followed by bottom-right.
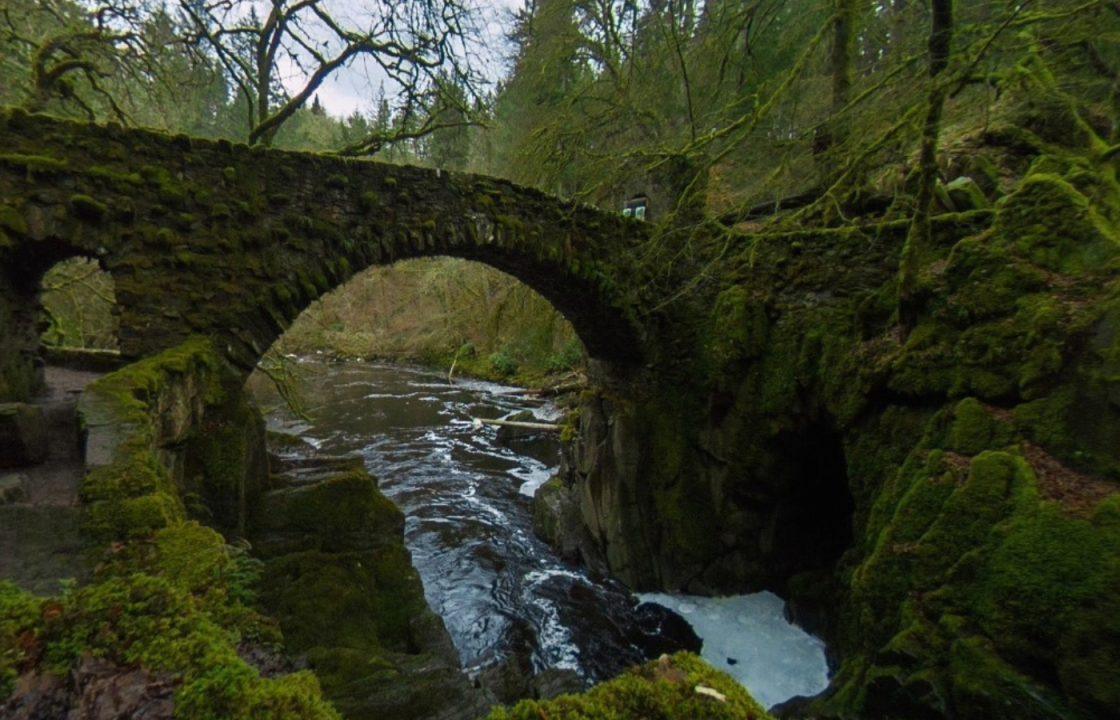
(637, 591), (830, 709)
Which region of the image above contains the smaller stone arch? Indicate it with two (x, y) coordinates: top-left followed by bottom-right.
(0, 238), (120, 399)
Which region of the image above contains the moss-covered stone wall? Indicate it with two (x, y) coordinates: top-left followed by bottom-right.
(2, 338), (339, 718)
(0, 109), (650, 402)
(77, 336), (267, 540)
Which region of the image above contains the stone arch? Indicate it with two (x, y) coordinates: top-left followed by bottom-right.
(0, 110), (649, 392)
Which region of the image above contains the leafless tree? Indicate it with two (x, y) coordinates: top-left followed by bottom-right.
(175, 0), (485, 149)
(0, 0), (153, 121)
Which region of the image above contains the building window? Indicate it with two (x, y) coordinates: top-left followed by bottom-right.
(624, 195), (649, 221)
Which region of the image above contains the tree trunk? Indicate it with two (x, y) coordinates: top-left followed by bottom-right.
(898, 0), (954, 328)
(815, 0), (857, 172)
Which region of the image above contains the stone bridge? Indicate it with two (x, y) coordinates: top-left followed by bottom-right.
(0, 109), (649, 401)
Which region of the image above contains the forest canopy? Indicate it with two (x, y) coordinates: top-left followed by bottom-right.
(5, 0), (1119, 375)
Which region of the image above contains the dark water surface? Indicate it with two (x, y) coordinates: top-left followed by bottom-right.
(257, 358), (665, 684)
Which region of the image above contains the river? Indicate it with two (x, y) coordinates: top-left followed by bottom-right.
(254, 357), (830, 705)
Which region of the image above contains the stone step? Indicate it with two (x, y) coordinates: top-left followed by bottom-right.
(0, 472), (27, 504)
(0, 505), (90, 595)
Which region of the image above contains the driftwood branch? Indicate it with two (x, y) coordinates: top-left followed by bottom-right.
(524, 381), (587, 398)
(471, 418), (562, 432)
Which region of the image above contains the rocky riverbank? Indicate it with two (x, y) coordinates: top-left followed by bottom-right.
(1, 341), (758, 719)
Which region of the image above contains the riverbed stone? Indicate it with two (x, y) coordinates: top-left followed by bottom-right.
(0, 472), (26, 503)
(0, 403), (47, 468)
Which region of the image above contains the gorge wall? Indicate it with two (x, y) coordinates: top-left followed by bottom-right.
(537, 96), (1120, 719)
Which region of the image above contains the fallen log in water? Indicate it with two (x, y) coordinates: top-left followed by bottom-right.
(471, 417), (562, 432)
(524, 380), (586, 398)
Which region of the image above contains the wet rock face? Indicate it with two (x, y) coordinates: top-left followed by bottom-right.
(251, 450), (496, 720)
(494, 410), (561, 466)
(1, 656), (176, 720)
(0, 403), (46, 468)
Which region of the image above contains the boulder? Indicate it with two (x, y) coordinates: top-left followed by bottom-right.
(533, 476), (593, 566)
(495, 410), (562, 465)
(0, 472), (26, 503)
(0, 402), (47, 468)
(631, 602), (704, 658)
(945, 176), (990, 210)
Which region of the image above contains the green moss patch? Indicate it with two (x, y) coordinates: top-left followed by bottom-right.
(486, 653), (773, 720)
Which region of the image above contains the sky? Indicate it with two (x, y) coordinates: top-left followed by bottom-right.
(278, 0), (526, 118)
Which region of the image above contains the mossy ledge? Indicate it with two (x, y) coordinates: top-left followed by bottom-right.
(1, 338), (339, 718)
(485, 653), (775, 720)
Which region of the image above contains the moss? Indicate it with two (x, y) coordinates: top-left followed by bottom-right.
(82, 440), (182, 540)
(947, 636), (1073, 720)
(1013, 385), (1120, 478)
(828, 422), (1120, 719)
(18, 571), (338, 720)
(256, 469), (402, 551)
(0, 153), (68, 173)
(87, 165), (143, 188)
(994, 172), (1118, 275)
(0, 581), (43, 698)
(486, 653), (773, 720)
(259, 546), (423, 656)
(251, 459), (446, 716)
(184, 392), (265, 535)
(1, 339), (341, 717)
(704, 286), (768, 369)
(358, 191), (381, 212)
(222, 166), (238, 183)
(68, 194), (108, 222)
(947, 398), (1014, 455)
(0, 205), (27, 236)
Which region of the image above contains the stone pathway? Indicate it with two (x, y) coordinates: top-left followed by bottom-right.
(0, 367), (101, 595)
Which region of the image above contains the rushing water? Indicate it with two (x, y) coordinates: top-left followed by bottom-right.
(258, 357), (664, 683)
(638, 592), (831, 708)
(257, 356), (830, 705)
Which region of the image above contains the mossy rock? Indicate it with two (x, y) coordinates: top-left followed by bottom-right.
(486, 653), (773, 720)
(944, 176), (990, 211)
(994, 173), (1118, 275)
(69, 194), (108, 222)
(252, 468), (402, 552)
